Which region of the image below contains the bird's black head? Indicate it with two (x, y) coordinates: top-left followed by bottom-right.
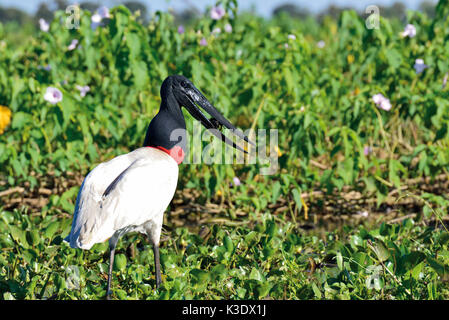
(172, 75), (254, 152)
(144, 75), (254, 159)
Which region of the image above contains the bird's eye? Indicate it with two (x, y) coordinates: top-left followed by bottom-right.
(180, 81), (188, 88)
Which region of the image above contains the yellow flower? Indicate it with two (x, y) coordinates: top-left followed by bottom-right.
(347, 54), (355, 64)
(0, 105), (11, 134)
(330, 23), (337, 35)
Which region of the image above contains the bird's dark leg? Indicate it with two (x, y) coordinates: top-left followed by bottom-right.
(106, 237), (119, 300)
(153, 244), (162, 288)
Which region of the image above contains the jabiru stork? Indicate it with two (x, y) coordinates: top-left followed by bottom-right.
(64, 75), (253, 299)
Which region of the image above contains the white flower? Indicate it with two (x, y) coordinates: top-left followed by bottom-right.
(76, 85), (90, 97)
(44, 87), (63, 104)
(372, 93), (391, 111)
(317, 40), (325, 48)
(210, 6), (225, 20)
(414, 58), (428, 74)
(91, 13), (102, 30)
(372, 93), (384, 105)
(39, 18), (49, 32)
(91, 13), (102, 23)
(212, 27), (221, 35)
(288, 34), (296, 40)
(379, 99), (391, 111)
(224, 23), (232, 33)
(401, 24), (416, 38)
(67, 39), (79, 51)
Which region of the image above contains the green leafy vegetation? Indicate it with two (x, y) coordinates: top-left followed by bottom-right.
(0, 0), (448, 299)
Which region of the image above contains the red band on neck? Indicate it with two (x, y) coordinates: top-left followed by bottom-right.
(147, 146), (185, 165)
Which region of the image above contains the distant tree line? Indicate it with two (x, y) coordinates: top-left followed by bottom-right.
(0, 0), (438, 28)
(272, 1), (436, 21)
(0, 0), (149, 27)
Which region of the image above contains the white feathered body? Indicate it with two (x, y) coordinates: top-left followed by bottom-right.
(64, 147), (179, 250)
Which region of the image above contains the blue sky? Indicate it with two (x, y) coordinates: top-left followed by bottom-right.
(1, 0), (437, 17)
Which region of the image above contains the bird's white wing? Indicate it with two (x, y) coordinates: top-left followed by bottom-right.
(65, 147), (178, 249)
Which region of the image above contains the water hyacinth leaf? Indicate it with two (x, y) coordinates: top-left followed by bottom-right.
(401, 251), (426, 272)
(265, 220), (277, 239)
(255, 282), (271, 298)
(11, 112), (32, 129)
(249, 268), (264, 281)
(113, 253), (127, 272)
(26, 230), (40, 247)
(385, 48), (402, 69)
(211, 264), (227, 281)
(262, 244), (275, 258)
(311, 282), (322, 299)
(8, 225), (24, 243)
(291, 188), (303, 212)
(44, 221), (60, 239)
(126, 32), (141, 58)
(131, 60), (149, 88)
(271, 181), (281, 204)
(371, 240), (391, 262)
(426, 256), (449, 281)
(223, 235), (234, 254)
(116, 289), (128, 300)
(410, 262), (424, 280)
(190, 268), (209, 284)
(54, 273), (67, 293)
(336, 251), (344, 270)
(244, 231), (258, 246)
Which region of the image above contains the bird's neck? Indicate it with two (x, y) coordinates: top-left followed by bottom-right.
(143, 90), (187, 165)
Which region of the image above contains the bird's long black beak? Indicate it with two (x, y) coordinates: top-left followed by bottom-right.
(183, 87), (255, 153)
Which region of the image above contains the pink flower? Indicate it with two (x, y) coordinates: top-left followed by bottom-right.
(401, 24), (416, 38)
(224, 23), (232, 33)
(317, 40), (325, 48)
(364, 146), (373, 156)
(67, 39), (79, 51)
(372, 93), (391, 111)
(232, 177), (241, 187)
(44, 87), (63, 104)
(76, 85), (90, 97)
(212, 27), (221, 35)
(210, 6), (225, 20)
(177, 25), (185, 34)
(39, 18), (49, 32)
(288, 34), (296, 40)
(200, 37), (207, 46)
